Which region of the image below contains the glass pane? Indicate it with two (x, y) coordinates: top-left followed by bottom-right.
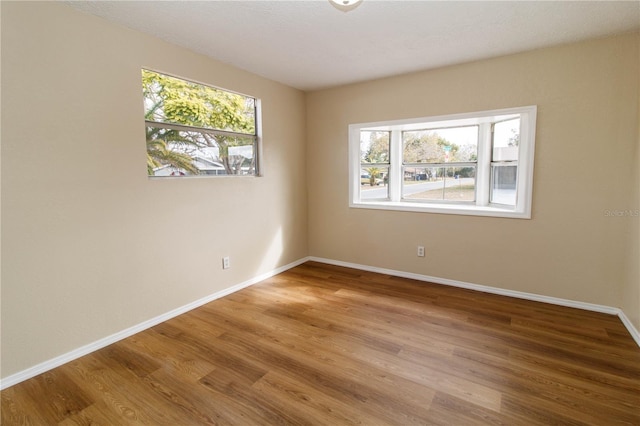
(493, 118), (520, 161)
(403, 167), (475, 201)
(147, 126), (256, 176)
(360, 166), (389, 200)
(491, 164), (517, 205)
(403, 126), (478, 163)
(360, 131), (390, 163)
(142, 69), (256, 135)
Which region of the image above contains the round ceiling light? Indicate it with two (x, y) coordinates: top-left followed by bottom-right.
(329, 0), (363, 12)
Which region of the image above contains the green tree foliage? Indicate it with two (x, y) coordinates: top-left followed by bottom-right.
(508, 128), (520, 147)
(142, 70), (256, 175)
(362, 131), (389, 163)
(146, 138), (199, 175)
(361, 131), (389, 185)
(403, 131), (461, 163)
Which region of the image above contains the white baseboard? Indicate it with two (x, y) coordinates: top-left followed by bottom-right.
(0, 257), (311, 391)
(308, 256), (640, 348)
(3, 255), (638, 390)
(617, 309), (640, 347)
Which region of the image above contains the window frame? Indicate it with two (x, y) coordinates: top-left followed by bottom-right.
(143, 69), (262, 178)
(349, 106), (537, 219)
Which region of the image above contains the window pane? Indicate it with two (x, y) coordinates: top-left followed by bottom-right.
(360, 131), (390, 163)
(142, 69), (256, 135)
(403, 126), (478, 163)
(491, 164), (517, 205)
(403, 167), (475, 201)
(360, 166), (388, 200)
(493, 118), (520, 161)
(147, 126), (256, 176)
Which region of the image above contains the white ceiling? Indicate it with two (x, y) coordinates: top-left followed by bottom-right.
(67, 1), (640, 91)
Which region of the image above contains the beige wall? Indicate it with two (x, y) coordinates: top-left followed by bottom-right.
(307, 33), (639, 323)
(1, 2), (307, 378)
(1, 2), (638, 383)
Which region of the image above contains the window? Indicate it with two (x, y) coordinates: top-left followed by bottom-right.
(349, 106), (536, 218)
(142, 69), (260, 177)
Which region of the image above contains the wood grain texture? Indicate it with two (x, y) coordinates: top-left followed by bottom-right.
(2, 261), (639, 425)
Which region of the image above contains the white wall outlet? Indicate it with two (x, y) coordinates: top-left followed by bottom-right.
(222, 256), (230, 269)
(417, 246), (425, 257)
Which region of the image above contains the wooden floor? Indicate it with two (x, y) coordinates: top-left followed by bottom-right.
(2, 262), (640, 425)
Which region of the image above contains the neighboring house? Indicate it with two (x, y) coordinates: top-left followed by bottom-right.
(152, 149), (253, 176)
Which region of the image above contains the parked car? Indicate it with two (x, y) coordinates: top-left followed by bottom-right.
(361, 173), (383, 186)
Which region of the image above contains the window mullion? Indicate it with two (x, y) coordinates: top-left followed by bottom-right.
(476, 123), (492, 206)
(145, 120), (255, 139)
(389, 129), (402, 202)
(404, 161), (477, 168)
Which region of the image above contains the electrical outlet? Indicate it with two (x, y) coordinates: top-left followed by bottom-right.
(222, 256), (230, 269)
(417, 246), (425, 257)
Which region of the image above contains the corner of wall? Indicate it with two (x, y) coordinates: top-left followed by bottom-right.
(621, 31), (640, 332)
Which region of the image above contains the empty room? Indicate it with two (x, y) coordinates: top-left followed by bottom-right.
(1, 1), (639, 424)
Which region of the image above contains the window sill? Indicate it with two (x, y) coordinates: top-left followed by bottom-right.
(350, 200), (531, 219)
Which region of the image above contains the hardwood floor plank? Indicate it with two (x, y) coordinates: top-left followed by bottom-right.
(58, 402), (139, 426)
(1, 386), (52, 425)
(142, 367), (234, 425)
(231, 314), (439, 414)
(499, 394), (588, 426)
(99, 343), (163, 379)
(452, 346), (638, 416)
(61, 357), (175, 425)
(8, 370), (93, 423)
(2, 261), (639, 425)
(251, 371), (385, 426)
(214, 331), (436, 425)
(199, 367), (315, 426)
(119, 331), (218, 383)
(448, 347), (639, 424)
(428, 391), (522, 426)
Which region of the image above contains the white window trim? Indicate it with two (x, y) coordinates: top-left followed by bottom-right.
(349, 106), (537, 219)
